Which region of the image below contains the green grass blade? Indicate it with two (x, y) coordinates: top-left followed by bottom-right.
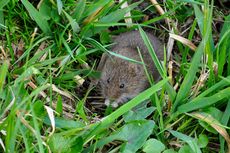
(21, 0), (51, 34)
(30, 103), (45, 153)
(196, 75), (230, 98)
(177, 87), (230, 113)
(172, 1), (213, 112)
(63, 10), (80, 33)
(138, 26), (176, 101)
(73, 0), (86, 22)
(0, 0), (10, 9)
(0, 61), (9, 92)
(169, 130), (202, 153)
(220, 100), (230, 153)
(13, 36), (51, 65)
(83, 0), (113, 18)
(217, 14), (230, 75)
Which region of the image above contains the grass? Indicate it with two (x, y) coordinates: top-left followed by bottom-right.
(0, 0), (230, 153)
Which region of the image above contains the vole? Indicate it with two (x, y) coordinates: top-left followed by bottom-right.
(95, 30), (164, 108)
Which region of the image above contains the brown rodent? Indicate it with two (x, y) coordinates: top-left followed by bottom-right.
(96, 30), (164, 108)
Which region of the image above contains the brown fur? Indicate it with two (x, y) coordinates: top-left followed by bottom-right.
(97, 30), (164, 107)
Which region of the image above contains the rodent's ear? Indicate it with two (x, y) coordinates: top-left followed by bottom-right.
(97, 53), (108, 71)
(129, 63), (142, 76)
(89, 53), (108, 88)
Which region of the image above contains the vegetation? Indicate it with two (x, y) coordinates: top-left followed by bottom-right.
(0, 0), (229, 152)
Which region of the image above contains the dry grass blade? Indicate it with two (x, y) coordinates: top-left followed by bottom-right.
(119, 0), (132, 27)
(168, 60), (173, 84)
(191, 71), (209, 98)
(83, 7), (103, 24)
(149, 0), (170, 26)
(0, 138), (5, 152)
(149, 0), (176, 60)
(169, 33), (197, 51)
(28, 81), (50, 102)
(47, 83), (74, 101)
(74, 75), (85, 86)
(16, 111), (36, 135)
(44, 106), (55, 136)
(191, 112), (230, 153)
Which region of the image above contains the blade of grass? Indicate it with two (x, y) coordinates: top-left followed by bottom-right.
(21, 0), (51, 34)
(86, 37), (143, 65)
(0, 61), (9, 92)
(63, 10), (80, 33)
(0, 0), (10, 9)
(169, 130), (202, 153)
(177, 87), (230, 113)
(30, 103), (45, 153)
(193, 2), (215, 84)
(217, 15), (230, 76)
(138, 26), (176, 101)
(196, 75), (230, 98)
(172, 0), (213, 112)
(13, 36), (51, 66)
(73, 0), (86, 22)
(220, 100), (230, 153)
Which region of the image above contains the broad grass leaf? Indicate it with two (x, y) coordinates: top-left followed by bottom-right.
(21, 0), (51, 34)
(99, 1), (142, 23)
(217, 14), (230, 75)
(73, 0), (86, 22)
(178, 87), (230, 113)
(44, 117), (85, 129)
(198, 107), (223, 134)
(63, 11), (80, 33)
(93, 120), (155, 153)
(142, 138), (165, 153)
(169, 130), (201, 153)
(27, 44), (54, 65)
(193, 4), (215, 51)
(220, 14), (230, 38)
(49, 135), (83, 153)
(196, 75), (230, 98)
(220, 100), (230, 153)
(123, 106), (156, 122)
(83, 0), (112, 18)
(56, 95), (63, 115)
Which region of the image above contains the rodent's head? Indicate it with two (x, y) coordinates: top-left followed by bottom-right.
(99, 57), (148, 108)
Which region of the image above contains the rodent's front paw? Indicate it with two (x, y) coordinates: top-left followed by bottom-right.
(104, 99), (110, 106)
(111, 102), (118, 108)
(104, 99), (119, 108)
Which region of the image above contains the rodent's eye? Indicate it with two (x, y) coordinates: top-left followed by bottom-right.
(119, 83), (124, 88)
(107, 78), (110, 83)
